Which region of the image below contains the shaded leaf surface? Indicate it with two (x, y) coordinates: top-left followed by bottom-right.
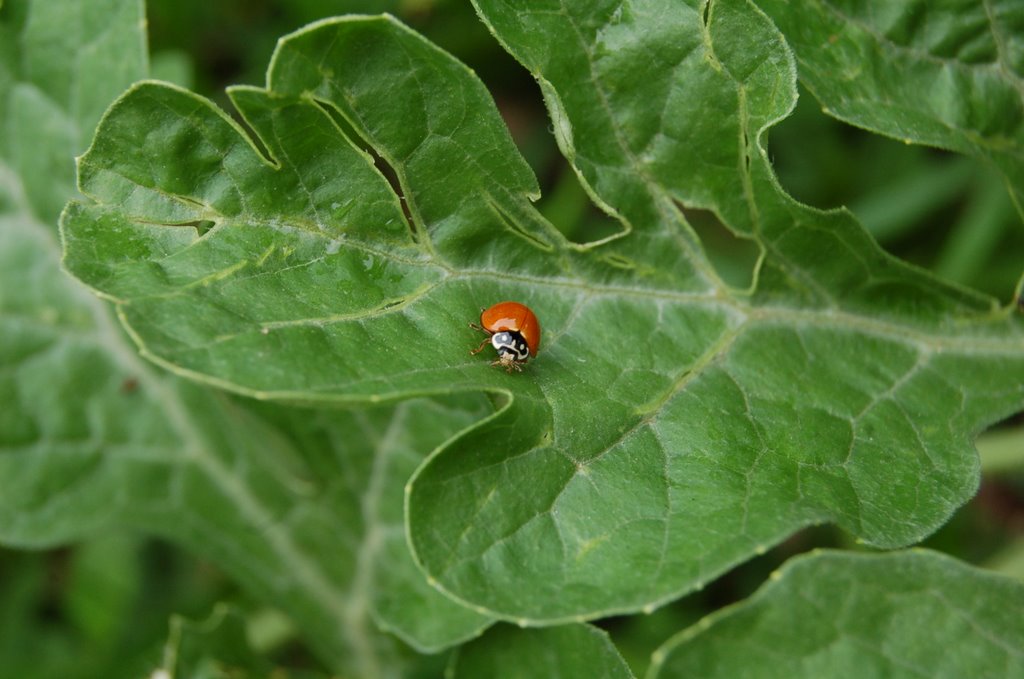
(0, 0), (153, 546)
(60, 4), (1024, 626)
(649, 549), (1024, 678)
(249, 397), (496, 655)
(0, 0), (146, 225)
(449, 623), (634, 679)
(1, 1), (489, 673)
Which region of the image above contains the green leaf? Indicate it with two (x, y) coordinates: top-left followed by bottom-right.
(245, 397), (496, 656)
(0, 549), (92, 679)
(0, 0), (160, 546)
(0, 0), (147, 225)
(158, 605), (275, 679)
(1, 1), (490, 673)
(59, 6), (1024, 625)
(64, 535), (143, 648)
(449, 623), (634, 679)
(648, 549), (1024, 678)
(756, 0), (1024, 214)
(3, 205), (490, 665)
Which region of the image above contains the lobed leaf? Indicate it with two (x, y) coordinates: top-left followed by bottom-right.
(649, 549), (1024, 678)
(59, 3), (1024, 626)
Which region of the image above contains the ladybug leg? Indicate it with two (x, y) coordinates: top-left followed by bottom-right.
(469, 320), (492, 355)
(469, 335), (491, 355)
(491, 358), (523, 373)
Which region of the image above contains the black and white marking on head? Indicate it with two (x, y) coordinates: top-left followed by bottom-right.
(491, 330), (530, 361)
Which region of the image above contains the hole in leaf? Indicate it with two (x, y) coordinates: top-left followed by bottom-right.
(230, 108), (278, 168)
(365, 150), (418, 242)
(312, 100), (419, 242)
(742, 129), (751, 172)
(676, 203), (758, 289)
(132, 217), (217, 237)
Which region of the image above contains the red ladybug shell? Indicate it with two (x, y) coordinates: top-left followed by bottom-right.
(480, 301), (541, 356)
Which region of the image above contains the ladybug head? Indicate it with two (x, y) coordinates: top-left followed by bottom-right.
(491, 330), (530, 362)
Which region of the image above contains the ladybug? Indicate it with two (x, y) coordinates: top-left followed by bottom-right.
(470, 301), (541, 372)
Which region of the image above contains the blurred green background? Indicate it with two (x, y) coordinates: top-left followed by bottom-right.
(3, 1), (1022, 677)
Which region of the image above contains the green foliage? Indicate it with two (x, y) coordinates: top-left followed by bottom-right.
(450, 623), (634, 679)
(61, 2), (1024, 621)
(758, 0), (1024, 213)
(650, 549), (1024, 678)
(1, 0), (151, 546)
(158, 606), (275, 679)
(2, 0), (1023, 676)
(2, 1), (490, 675)
(156, 604), (338, 679)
